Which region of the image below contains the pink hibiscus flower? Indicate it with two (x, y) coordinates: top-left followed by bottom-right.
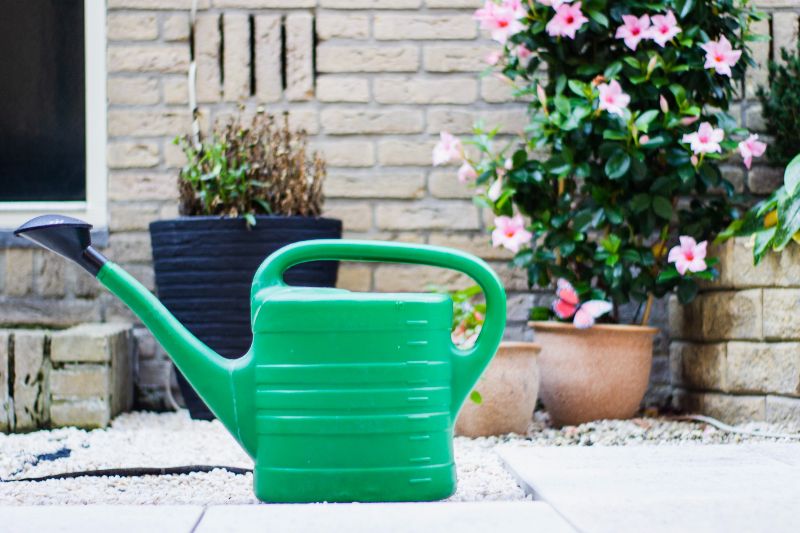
(492, 214), (532, 253)
(432, 132), (463, 166)
(648, 11), (681, 47)
(597, 80), (630, 117)
(474, 0), (526, 44)
(546, 2), (588, 39)
(457, 162), (478, 183)
(682, 122), (724, 155)
(668, 236), (708, 276)
(615, 14), (651, 51)
(738, 134), (767, 170)
(700, 36), (742, 77)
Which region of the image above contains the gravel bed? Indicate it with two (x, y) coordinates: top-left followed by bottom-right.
(1, 410), (798, 505)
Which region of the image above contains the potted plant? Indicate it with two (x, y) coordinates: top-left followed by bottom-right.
(448, 286), (541, 436)
(435, 0), (766, 426)
(151, 112), (341, 419)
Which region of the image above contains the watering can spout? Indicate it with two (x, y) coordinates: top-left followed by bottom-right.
(14, 215), (239, 439)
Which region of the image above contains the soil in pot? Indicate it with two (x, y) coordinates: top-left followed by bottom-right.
(150, 215), (342, 419)
(530, 321), (657, 427)
(455, 341), (541, 437)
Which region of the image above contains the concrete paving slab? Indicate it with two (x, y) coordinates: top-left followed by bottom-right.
(499, 444), (800, 533)
(0, 505), (204, 533)
(195, 501), (576, 533)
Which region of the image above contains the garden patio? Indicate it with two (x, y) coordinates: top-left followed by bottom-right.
(2, 0), (800, 531)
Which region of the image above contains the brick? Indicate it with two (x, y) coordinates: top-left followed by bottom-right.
(223, 13), (251, 102)
(13, 331), (48, 431)
(0, 331), (10, 432)
(669, 341), (727, 391)
(482, 75), (517, 103)
(727, 342), (800, 395)
(747, 165), (783, 195)
(427, 108), (528, 134)
(376, 201), (480, 230)
(426, 0), (482, 6)
(746, 18), (770, 98)
(67, 263), (101, 299)
(195, 14), (222, 102)
(107, 77), (160, 105)
(163, 77), (189, 104)
(51, 324), (133, 364)
(107, 232), (153, 263)
(773, 12), (799, 65)
(109, 202), (165, 232)
(714, 237), (800, 289)
(0, 298), (101, 327)
(316, 13), (370, 40)
(108, 45), (189, 73)
(336, 265), (372, 292)
(672, 289), (762, 341)
(317, 45), (419, 73)
(107, 141), (160, 169)
(766, 395), (800, 424)
(316, 76), (370, 103)
(314, 141), (375, 167)
(163, 13), (190, 42)
(108, 0), (209, 8)
(5, 249), (34, 297)
(763, 289), (800, 339)
(108, 109), (190, 137)
(374, 77), (477, 104)
(322, 201), (373, 232)
(701, 392), (766, 424)
(213, 0), (314, 6)
(374, 14), (477, 40)
(287, 108), (320, 135)
(285, 13), (315, 102)
(50, 365), (110, 400)
(109, 172), (178, 201)
(320, 0), (421, 7)
(50, 399), (110, 429)
(255, 14), (282, 103)
(745, 103), (767, 132)
(35, 252), (65, 297)
(374, 264), (471, 292)
(428, 232), (512, 261)
(164, 138), (189, 168)
(322, 108), (424, 135)
(378, 138), (436, 166)
(325, 172), (426, 199)
(425, 45), (498, 72)
(429, 169), (473, 199)
(107, 13), (158, 41)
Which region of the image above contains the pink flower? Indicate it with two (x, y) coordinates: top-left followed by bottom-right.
(648, 11), (680, 47)
(597, 80), (630, 117)
(458, 162), (478, 183)
(738, 134), (767, 170)
(682, 122), (724, 155)
(432, 132), (463, 166)
(700, 36), (742, 77)
(668, 236), (708, 276)
(492, 215), (532, 253)
(639, 134), (650, 144)
(546, 2), (588, 39)
(485, 51), (502, 65)
(514, 44), (533, 67)
(681, 115), (699, 127)
(615, 14), (650, 51)
(474, 0), (526, 44)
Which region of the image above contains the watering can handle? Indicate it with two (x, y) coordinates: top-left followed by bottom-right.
(252, 239), (507, 415)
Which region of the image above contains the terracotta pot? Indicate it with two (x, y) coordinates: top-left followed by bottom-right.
(529, 321), (657, 427)
(455, 341), (541, 437)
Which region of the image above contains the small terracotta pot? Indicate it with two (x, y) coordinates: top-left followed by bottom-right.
(530, 321), (657, 427)
(455, 341), (541, 437)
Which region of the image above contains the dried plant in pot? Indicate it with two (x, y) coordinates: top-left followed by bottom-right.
(435, 1), (766, 426)
(447, 286), (541, 437)
(152, 112), (342, 419)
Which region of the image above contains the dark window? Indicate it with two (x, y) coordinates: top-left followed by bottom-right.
(0, 0), (85, 202)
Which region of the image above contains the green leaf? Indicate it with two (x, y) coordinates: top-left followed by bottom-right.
(588, 10), (609, 27)
(754, 227), (777, 264)
(773, 193), (800, 251)
(469, 390), (483, 405)
(604, 61), (623, 79)
(603, 130), (628, 141)
(604, 150), (631, 179)
(676, 0), (695, 19)
(652, 196), (673, 220)
(677, 278), (698, 304)
(568, 79), (588, 97)
(634, 110), (660, 132)
(631, 194), (651, 213)
(657, 267), (680, 283)
(784, 152), (800, 196)
(243, 213), (257, 227)
(601, 234), (622, 253)
(554, 95), (571, 116)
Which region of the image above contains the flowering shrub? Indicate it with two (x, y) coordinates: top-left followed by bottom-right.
(437, 0), (766, 325)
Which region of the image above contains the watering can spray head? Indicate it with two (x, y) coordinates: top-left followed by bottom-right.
(14, 214), (108, 276)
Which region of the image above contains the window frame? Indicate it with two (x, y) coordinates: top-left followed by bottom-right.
(0, 0), (107, 229)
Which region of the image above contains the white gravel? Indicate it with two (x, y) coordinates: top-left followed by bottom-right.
(1, 410), (798, 505)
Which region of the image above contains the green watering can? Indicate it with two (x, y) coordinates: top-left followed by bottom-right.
(15, 215), (506, 503)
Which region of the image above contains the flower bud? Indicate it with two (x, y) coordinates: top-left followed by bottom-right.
(537, 84), (547, 110)
(647, 56), (658, 75)
(660, 95), (669, 114)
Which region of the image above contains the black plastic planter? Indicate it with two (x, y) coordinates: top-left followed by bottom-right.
(149, 215), (342, 419)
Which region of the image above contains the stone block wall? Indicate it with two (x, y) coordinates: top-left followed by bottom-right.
(670, 238), (800, 424)
(0, 324), (134, 431)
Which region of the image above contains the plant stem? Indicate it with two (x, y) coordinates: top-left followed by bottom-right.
(641, 293), (654, 326)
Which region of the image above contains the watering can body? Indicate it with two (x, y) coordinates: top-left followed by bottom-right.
(14, 215), (507, 503)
